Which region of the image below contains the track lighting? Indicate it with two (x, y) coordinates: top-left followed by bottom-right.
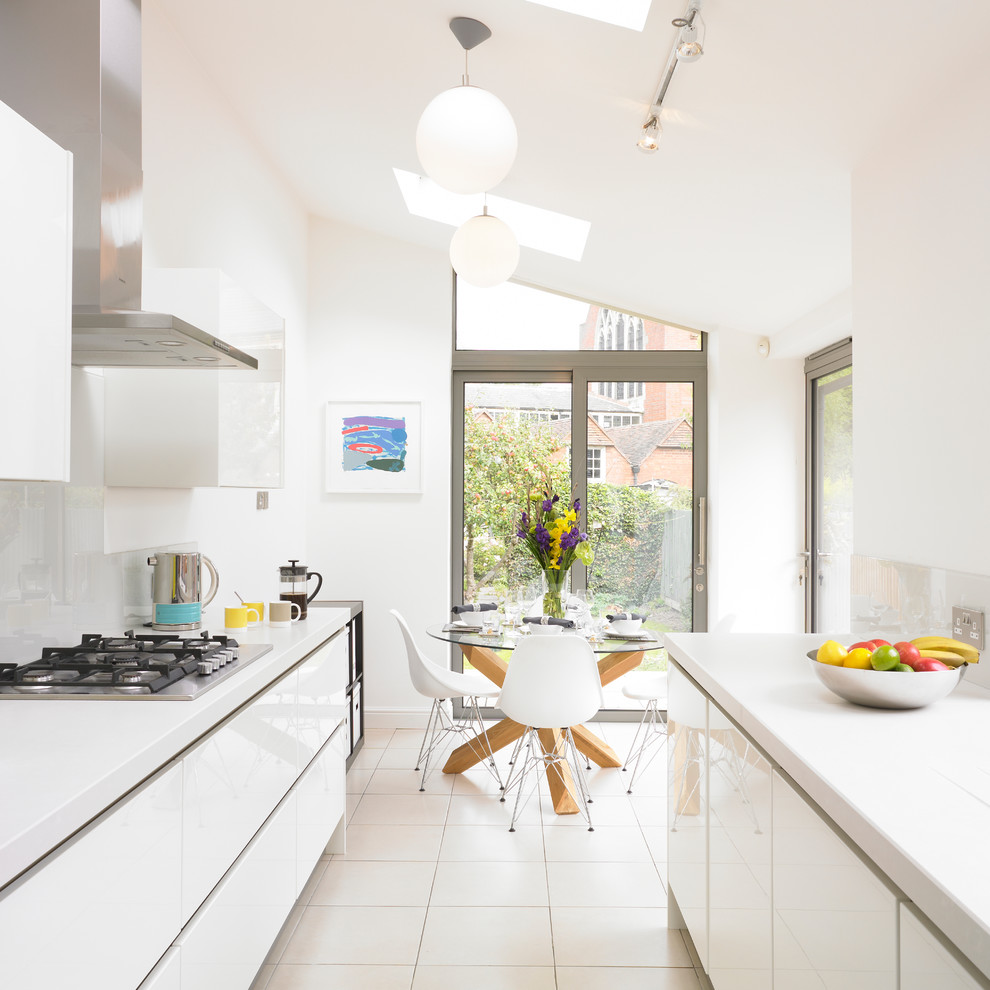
(636, 0), (707, 152)
(637, 114), (661, 153)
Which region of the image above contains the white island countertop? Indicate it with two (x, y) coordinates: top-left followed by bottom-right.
(665, 632), (990, 980)
(0, 608), (350, 892)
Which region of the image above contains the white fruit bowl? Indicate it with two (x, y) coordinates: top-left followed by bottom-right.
(806, 654), (966, 710)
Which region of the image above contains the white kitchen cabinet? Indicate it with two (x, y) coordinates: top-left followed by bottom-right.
(104, 268), (284, 489)
(295, 628), (350, 767)
(707, 704), (773, 990)
(772, 769), (897, 990)
(177, 788), (298, 990)
(0, 98), (72, 482)
(667, 662), (710, 969)
(900, 902), (989, 989)
(297, 723), (347, 892)
(138, 948), (181, 990)
(181, 669), (298, 922)
(0, 763), (182, 990)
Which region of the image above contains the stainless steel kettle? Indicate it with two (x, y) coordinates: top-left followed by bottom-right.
(147, 551), (219, 630)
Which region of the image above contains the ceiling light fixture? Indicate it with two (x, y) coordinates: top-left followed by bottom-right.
(449, 203), (520, 288)
(416, 17), (518, 195)
(637, 0), (706, 153)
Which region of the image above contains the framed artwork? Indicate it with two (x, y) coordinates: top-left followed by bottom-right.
(325, 400), (422, 493)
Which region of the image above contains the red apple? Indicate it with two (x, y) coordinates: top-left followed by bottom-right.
(894, 641), (922, 669)
(914, 659), (952, 672)
(872, 639), (891, 647)
(849, 640), (879, 652)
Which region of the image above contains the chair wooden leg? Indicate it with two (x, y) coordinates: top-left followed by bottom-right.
(442, 717), (525, 773)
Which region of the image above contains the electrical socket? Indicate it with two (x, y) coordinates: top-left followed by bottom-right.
(256, 491), (269, 510)
(952, 606), (984, 650)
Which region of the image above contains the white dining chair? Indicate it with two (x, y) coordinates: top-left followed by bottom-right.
(497, 634), (603, 831)
(391, 609), (503, 791)
(620, 671), (668, 793)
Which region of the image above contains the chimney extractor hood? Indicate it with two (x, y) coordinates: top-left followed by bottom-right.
(0, 0), (258, 371)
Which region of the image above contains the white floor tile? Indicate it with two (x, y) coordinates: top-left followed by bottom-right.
(389, 727), (432, 748)
(452, 766), (511, 797)
(345, 767), (375, 794)
(548, 860), (667, 907)
(365, 768), (455, 795)
(375, 747), (428, 770)
(351, 793), (450, 826)
(267, 965), (414, 990)
(419, 905), (554, 966)
(543, 825), (653, 862)
(248, 963), (275, 990)
(362, 727), (397, 748)
(345, 791), (361, 824)
(551, 907), (692, 967)
(347, 747), (386, 770)
(446, 793), (540, 827)
(412, 967), (555, 990)
(642, 825), (668, 864)
(430, 860), (549, 906)
(334, 824), (444, 861)
(556, 966), (702, 990)
(311, 860), (437, 906)
(541, 794), (639, 828)
(631, 795), (668, 826)
(281, 905), (426, 965)
(439, 824), (545, 862)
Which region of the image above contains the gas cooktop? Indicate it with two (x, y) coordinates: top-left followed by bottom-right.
(0, 631), (273, 700)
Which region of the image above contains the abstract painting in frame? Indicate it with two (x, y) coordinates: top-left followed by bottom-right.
(325, 401), (422, 493)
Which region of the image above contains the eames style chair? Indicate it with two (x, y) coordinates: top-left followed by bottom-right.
(621, 671), (669, 793)
(497, 635), (604, 831)
(391, 609), (502, 792)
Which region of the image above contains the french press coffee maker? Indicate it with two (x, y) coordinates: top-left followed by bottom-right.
(278, 560), (323, 620)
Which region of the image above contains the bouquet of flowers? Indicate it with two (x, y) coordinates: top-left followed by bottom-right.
(516, 485), (594, 618)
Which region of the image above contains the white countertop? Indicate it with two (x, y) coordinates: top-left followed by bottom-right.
(665, 632), (990, 980)
(0, 608), (350, 892)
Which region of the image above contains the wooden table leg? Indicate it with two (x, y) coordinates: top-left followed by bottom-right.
(571, 724), (622, 768)
(442, 716), (524, 773)
(537, 727), (580, 815)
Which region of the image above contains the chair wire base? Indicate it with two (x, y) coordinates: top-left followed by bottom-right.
(416, 694), (502, 792)
(622, 698), (668, 794)
(500, 726), (594, 832)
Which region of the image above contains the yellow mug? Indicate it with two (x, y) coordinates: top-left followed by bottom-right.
(225, 605), (259, 630)
(242, 601), (264, 624)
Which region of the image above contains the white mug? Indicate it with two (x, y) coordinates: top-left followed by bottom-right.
(268, 600), (301, 626)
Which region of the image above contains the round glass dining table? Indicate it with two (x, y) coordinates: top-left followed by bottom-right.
(426, 623), (659, 815)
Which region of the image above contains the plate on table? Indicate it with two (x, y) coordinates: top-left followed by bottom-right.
(605, 629), (654, 642)
(806, 653), (966, 709)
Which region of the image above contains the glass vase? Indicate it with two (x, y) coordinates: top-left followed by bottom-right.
(542, 590), (564, 619)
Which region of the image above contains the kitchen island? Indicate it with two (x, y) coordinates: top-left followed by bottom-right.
(665, 632), (990, 988)
(0, 607), (352, 989)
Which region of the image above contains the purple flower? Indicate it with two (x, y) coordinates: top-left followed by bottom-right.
(521, 511), (529, 527)
(559, 526), (582, 551)
(534, 523), (551, 550)
(541, 498), (553, 512)
(573, 498), (581, 513)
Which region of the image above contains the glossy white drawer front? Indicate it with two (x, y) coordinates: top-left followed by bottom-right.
(138, 947), (181, 990)
(178, 791), (297, 990)
(296, 630), (349, 769)
(182, 670), (298, 921)
(772, 770), (897, 990)
(900, 902), (986, 989)
(296, 724), (347, 894)
(0, 763), (182, 990)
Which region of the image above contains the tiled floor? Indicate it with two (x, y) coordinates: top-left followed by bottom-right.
(251, 722), (704, 990)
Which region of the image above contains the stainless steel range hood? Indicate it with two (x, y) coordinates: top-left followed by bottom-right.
(0, 0), (258, 370)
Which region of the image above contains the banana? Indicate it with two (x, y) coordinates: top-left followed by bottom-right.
(910, 636), (980, 663)
(918, 649), (968, 668)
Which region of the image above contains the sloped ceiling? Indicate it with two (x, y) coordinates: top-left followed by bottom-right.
(157, 0), (990, 338)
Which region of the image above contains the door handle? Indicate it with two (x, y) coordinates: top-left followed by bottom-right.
(697, 496), (707, 568)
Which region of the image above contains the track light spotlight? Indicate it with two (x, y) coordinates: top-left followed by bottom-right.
(637, 114), (661, 153)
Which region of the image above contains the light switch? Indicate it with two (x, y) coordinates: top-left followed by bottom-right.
(951, 606), (984, 650)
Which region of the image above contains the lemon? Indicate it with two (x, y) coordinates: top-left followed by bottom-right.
(843, 648), (872, 669)
(816, 640), (848, 666)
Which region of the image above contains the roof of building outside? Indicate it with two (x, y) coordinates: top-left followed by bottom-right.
(464, 382), (633, 414)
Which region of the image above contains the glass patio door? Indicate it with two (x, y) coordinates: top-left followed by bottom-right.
(805, 340), (853, 633)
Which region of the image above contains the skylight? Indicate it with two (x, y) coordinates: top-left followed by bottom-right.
(523, 0), (652, 32)
(393, 168), (591, 262)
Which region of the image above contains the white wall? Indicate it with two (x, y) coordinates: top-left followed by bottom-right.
(852, 60), (990, 576)
(100, 0), (311, 606)
(306, 218), (453, 718)
(708, 329), (806, 634)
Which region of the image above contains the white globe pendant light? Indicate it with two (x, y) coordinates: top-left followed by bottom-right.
(450, 209), (520, 288)
(416, 16), (518, 195)
(416, 86), (517, 194)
